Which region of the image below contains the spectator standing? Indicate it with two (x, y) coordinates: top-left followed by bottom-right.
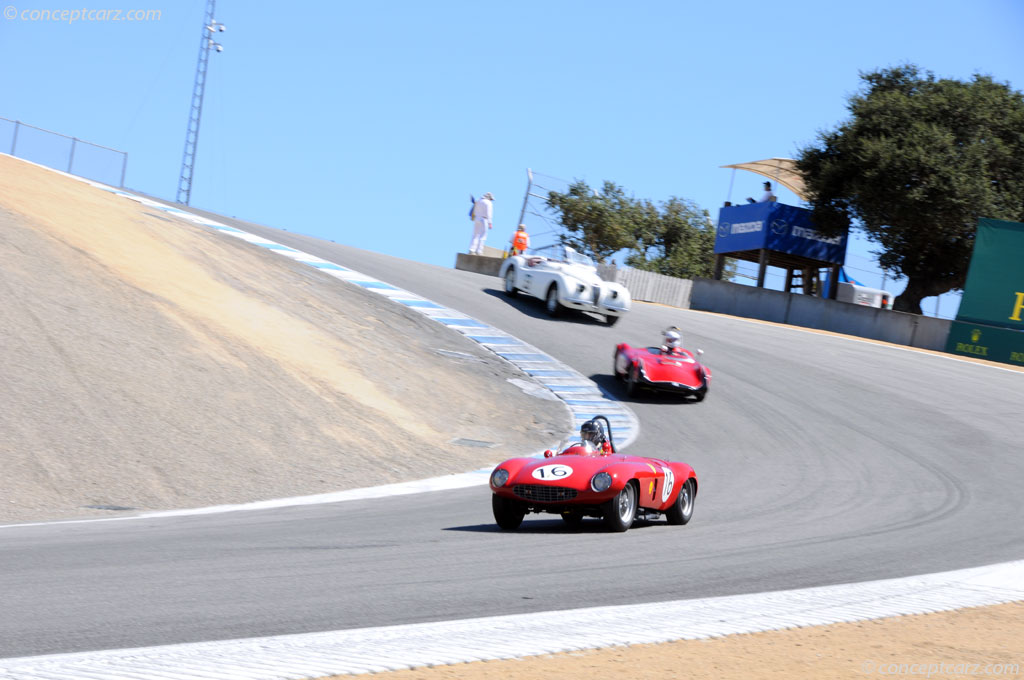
(469, 192), (494, 255)
(509, 224), (530, 256)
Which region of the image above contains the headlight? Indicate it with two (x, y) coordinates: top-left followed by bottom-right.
(491, 468), (510, 488)
(591, 472), (612, 492)
(576, 283), (585, 294)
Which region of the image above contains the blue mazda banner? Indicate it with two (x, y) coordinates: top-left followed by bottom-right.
(715, 203), (848, 264)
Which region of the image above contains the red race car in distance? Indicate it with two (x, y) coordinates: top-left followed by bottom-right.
(614, 327), (710, 401)
(490, 417), (698, 532)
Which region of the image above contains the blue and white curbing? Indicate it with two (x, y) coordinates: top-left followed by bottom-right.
(89, 184), (640, 451)
(0, 160), (637, 521)
(1, 559), (1022, 679)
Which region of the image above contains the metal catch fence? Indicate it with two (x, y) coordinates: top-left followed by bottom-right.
(0, 117), (127, 188)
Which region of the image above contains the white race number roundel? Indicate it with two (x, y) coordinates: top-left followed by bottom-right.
(661, 466), (675, 503)
(531, 464), (573, 481)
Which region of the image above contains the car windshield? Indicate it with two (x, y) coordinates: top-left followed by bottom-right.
(528, 244), (594, 268)
(563, 247), (594, 268)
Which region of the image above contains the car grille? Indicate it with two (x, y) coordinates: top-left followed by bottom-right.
(592, 285), (601, 304)
(513, 485), (578, 503)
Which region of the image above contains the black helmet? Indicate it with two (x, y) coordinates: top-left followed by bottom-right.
(580, 419), (605, 446)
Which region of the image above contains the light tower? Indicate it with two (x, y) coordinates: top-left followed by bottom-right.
(176, 0), (225, 205)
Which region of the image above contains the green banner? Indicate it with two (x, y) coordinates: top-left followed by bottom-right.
(946, 322), (1024, 366)
(955, 218), (1024, 330)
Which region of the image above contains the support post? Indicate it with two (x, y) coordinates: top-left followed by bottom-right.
(516, 168), (533, 228)
(827, 264), (840, 299)
(10, 120), (19, 155)
(756, 249), (768, 288)
(119, 152), (128, 187)
(67, 138), (77, 173)
(713, 254), (724, 281)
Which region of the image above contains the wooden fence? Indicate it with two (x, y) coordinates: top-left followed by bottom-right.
(598, 265), (693, 309)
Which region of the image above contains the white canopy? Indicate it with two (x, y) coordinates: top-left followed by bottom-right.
(721, 158), (807, 201)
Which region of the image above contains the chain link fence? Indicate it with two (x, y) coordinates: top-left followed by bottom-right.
(1, 117), (127, 188)
(515, 169), (572, 250)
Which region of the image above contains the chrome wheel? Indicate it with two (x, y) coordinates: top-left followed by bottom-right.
(603, 482), (637, 532)
(545, 286), (562, 317)
(666, 478), (695, 525)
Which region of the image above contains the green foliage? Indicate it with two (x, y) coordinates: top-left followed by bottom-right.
(798, 64), (1024, 314)
(545, 180), (640, 263)
(546, 180), (722, 279)
(625, 197), (722, 279)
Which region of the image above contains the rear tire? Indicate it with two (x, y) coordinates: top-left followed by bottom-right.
(545, 285), (563, 317)
(504, 269), (518, 297)
(492, 495), (525, 530)
(604, 314), (620, 326)
(626, 364), (641, 397)
(665, 478), (695, 525)
(602, 482), (638, 532)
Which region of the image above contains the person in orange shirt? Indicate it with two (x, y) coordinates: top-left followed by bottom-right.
(509, 224), (530, 256)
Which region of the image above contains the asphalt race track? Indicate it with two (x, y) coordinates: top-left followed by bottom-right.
(2, 214), (1023, 659)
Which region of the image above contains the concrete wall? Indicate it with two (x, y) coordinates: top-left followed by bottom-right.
(451, 255), (952, 353)
(454, 253), (504, 277)
(689, 278), (952, 351)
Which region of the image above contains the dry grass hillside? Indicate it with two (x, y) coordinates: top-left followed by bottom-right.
(0, 155), (566, 523)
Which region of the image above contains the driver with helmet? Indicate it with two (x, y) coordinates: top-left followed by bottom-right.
(660, 326), (685, 355)
(579, 419), (612, 454)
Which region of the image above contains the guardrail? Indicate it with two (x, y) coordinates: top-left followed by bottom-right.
(1, 117), (127, 187)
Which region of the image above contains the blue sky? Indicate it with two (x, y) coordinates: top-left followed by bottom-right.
(2, 0), (1022, 318)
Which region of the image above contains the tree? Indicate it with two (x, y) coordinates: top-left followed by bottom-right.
(546, 180), (721, 278)
(545, 180), (641, 263)
(798, 65), (1024, 314)
(625, 196), (721, 279)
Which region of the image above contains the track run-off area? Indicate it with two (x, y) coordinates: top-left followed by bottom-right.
(1, 171), (1023, 678)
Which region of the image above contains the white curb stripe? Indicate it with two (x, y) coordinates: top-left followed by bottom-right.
(0, 159), (639, 530)
(2, 560), (1021, 679)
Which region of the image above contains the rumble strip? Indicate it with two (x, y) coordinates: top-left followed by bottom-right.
(1, 560), (1021, 678)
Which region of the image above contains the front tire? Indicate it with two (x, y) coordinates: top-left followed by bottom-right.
(665, 478), (695, 525)
(603, 314), (620, 326)
(545, 285), (563, 317)
(603, 481), (638, 532)
(492, 495), (525, 530)
(504, 269), (518, 297)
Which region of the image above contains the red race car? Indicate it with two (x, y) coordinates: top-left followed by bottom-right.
(490, 417), (698, 532)
(613, 326), (710, 400)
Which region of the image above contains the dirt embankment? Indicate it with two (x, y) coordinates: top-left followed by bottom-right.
(362, 602), (1024, 680)
(0, 156), (567, 523)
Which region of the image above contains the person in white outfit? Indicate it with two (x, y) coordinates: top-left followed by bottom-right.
(469, 192), (494, 255)
(748, 181), (776, 204)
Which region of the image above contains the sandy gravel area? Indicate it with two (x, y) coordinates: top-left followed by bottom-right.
(0, 155), (567, 523)
(358, 602), (1023, 680)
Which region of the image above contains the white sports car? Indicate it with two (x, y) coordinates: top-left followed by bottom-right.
(498, 245), (631, 325)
